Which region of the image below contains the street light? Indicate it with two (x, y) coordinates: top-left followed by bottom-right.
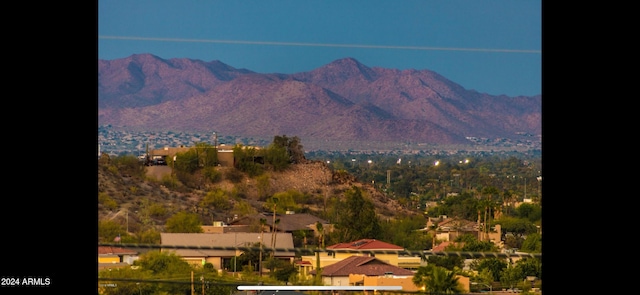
(537, 175), (542, 200)
(471, 282), (492, 293)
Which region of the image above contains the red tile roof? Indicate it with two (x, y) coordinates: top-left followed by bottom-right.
(431, 241), (464, 252)
(98, 246), (138, 255)
(310, 256), (414, 276)
(327, 239), (404, 250)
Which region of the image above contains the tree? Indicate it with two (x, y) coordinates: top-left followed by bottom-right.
(200, 188), (232, 211)
(271, 135), (306, 165)
(165, 211), (204, 233)
(378, 214), (429, 250)
(520, 232), (542, 253)
(98, 192), (118, 210)
(136, 228), (161, 244)
(272, 260), (298, 282)
(514, 257), (542, 280)
(500, 263), (521, 291)
(236, 242), (262, 272)
(477, 268), (494, 284)
(135, 250), (194, 295)
(194, 142), (218, 167)
(461, 239), (498, 252)
(516, 203), (542, 223)
(331, 186), (381, 242)
(494, 216), (538, 238)
(174, 149), (200, 174)
(270, 197), (279, 250)
(233, 144), (264, 176)
(472, 258), (507, 282)
(137, 250), (193, 274)
(315, 221), (325, 248)
(98, 220), (127, 242)
(294, 229), (308, 248)
(413, 265), (463, 294)
(256, 174), (271, 200)
(425, 241), (464, 270)
(260, 218), (266, 275)
(426, 256), (464, 271)
(264, 142), (290, 171)
(264, 190), (302, 213)
(233, 199), (258, 217)
(98, 265), (154, 295)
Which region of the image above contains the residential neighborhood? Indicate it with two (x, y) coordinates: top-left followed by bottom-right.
(99, 210), (540, 294)
(97, 131), (541, 294)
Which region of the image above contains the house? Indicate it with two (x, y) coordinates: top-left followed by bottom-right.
(297, 239), (422, 280)
(160, 232), (295, 272)
(327, 239), (405, 265)
(228, 211), (332, 247)
(308, 256), (418, 291)
(98, 246), (139, 271)
(148, 144), (257, 168)
(432, 217), (480, 242)
(202, 222), (252, 234)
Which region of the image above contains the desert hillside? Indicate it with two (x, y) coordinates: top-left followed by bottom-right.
(97, 160), (414, 233)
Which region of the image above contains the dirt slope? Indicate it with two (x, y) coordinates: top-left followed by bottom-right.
(98, 160), (414, 232)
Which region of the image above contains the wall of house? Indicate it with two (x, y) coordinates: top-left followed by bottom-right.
(123, 255), (139, 264)
(331, 252), (398, 265)
(397, 256), (423, 269)
(299, 254), (342, 269)
(217, 151), (234, 167)
(357, 275), (420, 292)
(98, 255), (120, 264)
(323, 276), (349, 286)
(201, 224), (251, 233)
(149, 146), (235, 167)
(457, 275), (470, 293)
(374, 253), (398, 266)
(436, 232), (450, 242)
(205, 257), (223, 270)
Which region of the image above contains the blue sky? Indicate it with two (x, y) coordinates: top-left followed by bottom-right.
(98, 0), (541, 97)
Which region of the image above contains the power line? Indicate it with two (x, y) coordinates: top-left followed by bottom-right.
(98, 242), (541, 259)
(98, 35), (541, 54)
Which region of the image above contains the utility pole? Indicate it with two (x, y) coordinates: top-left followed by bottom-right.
(191, 271), (194, 295)
(259, 234), (263, 277)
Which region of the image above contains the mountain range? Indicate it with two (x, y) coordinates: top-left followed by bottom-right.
(98, 54), (541, 147)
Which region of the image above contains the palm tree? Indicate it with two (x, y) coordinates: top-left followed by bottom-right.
(271, 197), (278, 249)
(297, 229), (308, 248)
(315, 221), (324, 248)
(414, 265), (463, 294)
(426, 266), (463, 293)
(272, 218), (280, 252)
(259, 218), (266, 276)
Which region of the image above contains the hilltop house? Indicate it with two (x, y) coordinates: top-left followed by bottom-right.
(148, 144), (256, 168)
